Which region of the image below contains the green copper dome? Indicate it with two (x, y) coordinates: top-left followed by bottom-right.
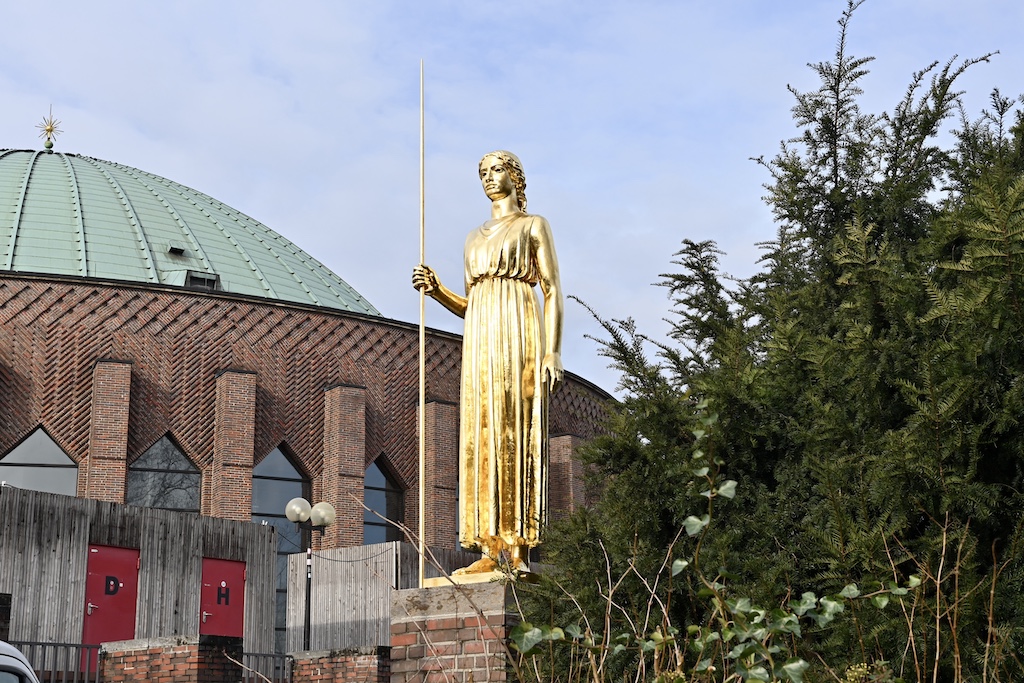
(0, 149), (379, 315)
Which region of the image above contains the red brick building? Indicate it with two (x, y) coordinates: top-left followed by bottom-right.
(0, 147), (609, 653)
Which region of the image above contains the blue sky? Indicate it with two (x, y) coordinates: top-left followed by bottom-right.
(3, 1), (1023, 395)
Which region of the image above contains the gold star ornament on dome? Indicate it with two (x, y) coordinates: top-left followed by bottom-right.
(36, 106), (63, 150)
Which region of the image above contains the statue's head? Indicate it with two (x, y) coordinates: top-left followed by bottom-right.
(480, 150), (527, 212)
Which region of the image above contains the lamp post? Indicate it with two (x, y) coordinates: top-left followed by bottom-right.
(284, 497), (336, 651)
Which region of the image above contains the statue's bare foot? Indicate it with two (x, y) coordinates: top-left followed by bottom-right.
(452, 556), (499, 575)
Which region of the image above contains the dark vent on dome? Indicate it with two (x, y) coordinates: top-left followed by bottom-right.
(185, 271), (220, 291)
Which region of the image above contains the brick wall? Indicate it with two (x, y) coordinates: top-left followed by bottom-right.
(209, 370), (256, 520)
(0, 275), (610, 550)
(548, 434), (586, 521)
(391, 583), (516, 683)
(83, 360), (132, 502)
(424, 401), (458, 549)
(292, 647), (390, 683)
(321, 384), (366, 549)
(100, 635), (242, 683)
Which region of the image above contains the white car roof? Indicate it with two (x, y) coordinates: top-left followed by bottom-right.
(0, 641), (39, 682)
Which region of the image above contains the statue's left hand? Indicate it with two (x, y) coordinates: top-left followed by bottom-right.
(542, 353), (564, 394)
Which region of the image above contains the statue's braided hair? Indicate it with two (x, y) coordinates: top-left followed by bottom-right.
(480, 150), (527, 212)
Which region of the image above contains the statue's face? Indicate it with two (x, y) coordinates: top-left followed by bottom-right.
(479, 155), (515, 202)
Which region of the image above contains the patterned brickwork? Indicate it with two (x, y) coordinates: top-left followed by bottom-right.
(0, 274), (610, 545)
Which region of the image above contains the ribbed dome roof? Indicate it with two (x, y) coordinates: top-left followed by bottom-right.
(0, 149), (379, 315)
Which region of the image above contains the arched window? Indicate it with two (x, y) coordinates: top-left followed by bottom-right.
(252, 446), (309, 654)
(364, 460), (404, 544)
(0, 427), (77, 496)
(126, 435), (200, 512)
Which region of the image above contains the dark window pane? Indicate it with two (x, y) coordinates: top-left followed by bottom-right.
(274, 629), (286, 655)
(276, 554), (290, 592)
(364, 489), (387, 522)
(127, 436), (200, 511)
(254, 448), (303, 480)
(253, 478), (303, 516)
(274, 589), (287, 629)
(0, 464), (77, 495)
(132, 436), (197, 472)
(386, 489), (403, 520)
(364, 524), (387, 545)
(0, 428), (74, 465)
(364, 462), (386, 488)
(364, 460), (403, 545)
(126, 470), (200, 511)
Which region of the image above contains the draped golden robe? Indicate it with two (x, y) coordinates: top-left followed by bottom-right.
(459, 212), (548, 550)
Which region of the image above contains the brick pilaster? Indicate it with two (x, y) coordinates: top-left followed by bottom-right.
(321, 383), (366, 549)
(84, 360), (132, 502)
(548, 434), (584, 521)
(209, 370), (256, 521)
(424, 400), (458, 549)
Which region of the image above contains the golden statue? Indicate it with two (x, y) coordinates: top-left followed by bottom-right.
(413, 151), (563, 573)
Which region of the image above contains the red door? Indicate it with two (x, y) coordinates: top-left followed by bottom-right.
(200, 558), (245, 638)
(82, 545), (140, 669)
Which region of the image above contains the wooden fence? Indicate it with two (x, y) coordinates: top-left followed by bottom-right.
(286, 542), (477, 650)
(0, 486), (276, 652)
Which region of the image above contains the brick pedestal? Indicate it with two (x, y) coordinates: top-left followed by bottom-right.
(291, 647), (390, 682)
(390, 583), (517, 683)
(100, 635), (242, 683)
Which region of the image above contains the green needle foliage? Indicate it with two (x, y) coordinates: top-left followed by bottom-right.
(518, 2), (1024, 681)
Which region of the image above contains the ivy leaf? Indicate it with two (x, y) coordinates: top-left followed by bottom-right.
(726, 597), (752, 614)
(693, 467), (710, 477)
(683, 515), (709, 536)
(813, 597), (845, 626)
(872, 594), (890, 609)
(511, 622), (544, 654)
(839, 584), (860, 599)
(717, 480), (738, 499)
(782, 658), (810, 683)
(671, 559), (690, 576)
(790, 592), (817, 616)
(907, 575), (922, 588)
